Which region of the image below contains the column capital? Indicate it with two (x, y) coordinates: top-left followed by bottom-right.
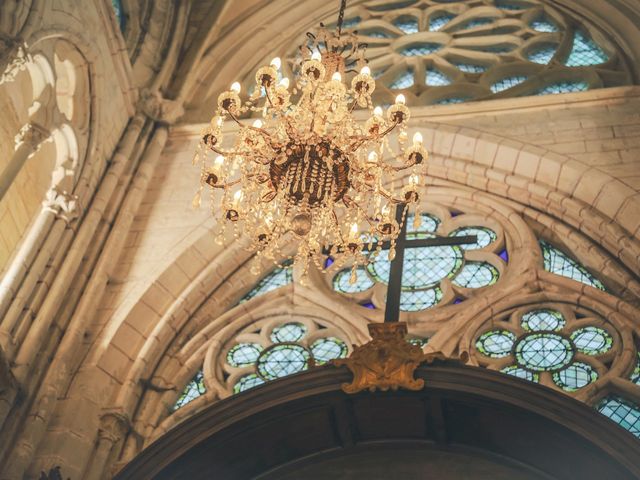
(43, 188), (79, 225)
(15, 122), (50, 151)
(0, 35), (31, 84)
(98, 411), (130, 444)
(139, 89), (184, 125)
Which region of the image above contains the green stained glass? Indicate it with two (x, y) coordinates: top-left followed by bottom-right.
(449, 226), (497, 250)
(389, 69), (414, 89)
(257, 344), (310, 380)
(570, 326), (613, 355)
(334, 267), (375, 293)
(311, 337), (348, 364)
(631, 353), (640, 385)
(502, 365), (539, 382)
(233, 373), (265, 394)
(400, 287), (443, 311)
(270, 322), (307, 343)
(521, 309), (565, 332)
(597, 396), (640, 438)
(553, 362), (598, 391)
(565, 30), (608, 67)
(173, 370), (206, 410)
(540, 240), (605, 290)
(491, 75), (527, 93)
(241, 265), (293, 302)
(515, 333), (573, 371)
(452, 261), (499, 288)
(408, 337), (429, 347)
(476, 330), (516, 358)
(227, 343), (263, 367)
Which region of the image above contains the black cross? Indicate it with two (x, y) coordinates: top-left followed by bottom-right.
(327, 204), (477, 323)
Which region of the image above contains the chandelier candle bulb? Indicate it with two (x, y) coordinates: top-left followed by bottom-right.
(413, 132), (423, 145)
(194, 3), (429, 273)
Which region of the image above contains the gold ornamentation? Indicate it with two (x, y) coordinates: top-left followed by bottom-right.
(333, 322), (444, 393)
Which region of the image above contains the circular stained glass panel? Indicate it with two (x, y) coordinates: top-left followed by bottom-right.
(333, 268), (375, 293)
(515, 333), (573, 371)
(227, 343), (263, 367)
(521, 309), (565, 332)
(233, 373), (265, 394)
(270, 322), (307, 343)
(501, 365), (539, 383)
(449, 227), (497, 250)
(257, 344), (310, 380)
(311, 337), (348, 364)
(553, 362), (598, 391)
(476, 330), (516, 358)
(570, 326), (613, 355)
(452, 261), (499, 289)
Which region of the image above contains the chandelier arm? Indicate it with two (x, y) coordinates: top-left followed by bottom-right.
(347, 199), (377, 228)
(378, 188), (409, 205)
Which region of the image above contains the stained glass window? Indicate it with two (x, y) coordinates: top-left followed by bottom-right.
(429, 14), (455, 31)
(111, 0), (125, 31)
(400, 43), (442, 56)
(400, 287), (443, 311)
(436, 96), (470, 105)
(539, 240), (605, 290)
(342, 17), (361, 28)
(565, 30), (608, 67)
(369, 0), (416, 11)
(257, 344), (310, 379)
(502, 365), (539, 382)
(515, 333), (573, 371)
(233, 374), (265, 394)
(173, 371), (206, 410)
(570, 327), (612, 355)
(363, 29), (394, 38)
(449, 226), (497, 250)
(461, 18), (495, 30)
(455, 63), (487, 73)
(553, 362), (598, 391)
(528, 44), (557, 64)
(394, 17), (419, 34)
(227, 343), (263, 367)
(425, 69), (451, 86)
(530, 17), (558, 33)
(521, 309), (565, 332)
(476, 330), (516, 358)
(311, 337), (348, 364)
(334, 267), (375, 293)
(240, 264), (293, 302)
(491, 75), (527, 93)
(452, 262), (499, 288)
(389, 69), (415, 89)
(631, 353), (640, 385)
(597, 396), (640, 438)
(536, 81), (589, 95)
(270, 322), (307, 342)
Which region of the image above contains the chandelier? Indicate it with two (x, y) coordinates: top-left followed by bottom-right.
(193, 0), (428, 281)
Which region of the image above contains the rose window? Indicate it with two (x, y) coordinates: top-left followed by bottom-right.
(332, 211), (504, 311)
(277, 0), (630, 106)
(223, 320), (349, 394)
(475, 308), (616, 392)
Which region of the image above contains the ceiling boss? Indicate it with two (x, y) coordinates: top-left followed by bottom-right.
(193, 0), (428, 282)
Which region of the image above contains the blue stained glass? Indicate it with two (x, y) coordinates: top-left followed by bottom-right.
(363, 29), (394, 38)
(369, 0), (416, 11)
(565, 31), (608, 66)
(342, 17), (361, 28)
(429, 14), (455, 31)
(496, 1), (528, 10)
(491, 75), (527, 93)
(334, 267), (375, 293)
(389, 69), (415, 89)
(436, 96), (470, 105)
(400, 43), (442, 56)
(426, 69), (451, 86)
(111, 0), (126, 31)
(531, 18), (558, 33)
(394, 17), (419, 34)
(499, 249), (509, 262)
(536, 81), (589, 95)
(400, 286), (443, 311)
(453, 297), (464, 304)
(539, 240), (605, 290)
(173, 371), (206, 410)
(449, 226), (497, 249)
(452, 261), (499, 288)
(233, 373), (265, 394)
(528, 44), (557, 64)
(461, 18), (495, 30)
(455, 63), (487, 73)
(324, 257), (334, 268)
(241, 265), (293, 302)
(502, 365), (539, 382)
(311, 337), (348, 364)
(597, 396), (640, 438)
(630, 353), (640, 385)
(360, 301), (376, 309)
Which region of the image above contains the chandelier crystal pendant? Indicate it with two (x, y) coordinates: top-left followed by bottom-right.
(193, 0), (429, 281)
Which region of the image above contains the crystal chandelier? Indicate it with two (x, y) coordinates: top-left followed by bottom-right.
(193, 0), (428, 280)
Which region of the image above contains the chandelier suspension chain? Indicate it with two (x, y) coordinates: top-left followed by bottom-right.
(337, 0), (348, 38)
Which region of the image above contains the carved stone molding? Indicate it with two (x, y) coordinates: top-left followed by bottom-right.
(333, 322), (446, 393)
(14, 122), (50, 152)
(139, 89), (184, 125)
(99, 411), (130, 445)
(0, 35), (31, 84)
(43, 188), (79, 225)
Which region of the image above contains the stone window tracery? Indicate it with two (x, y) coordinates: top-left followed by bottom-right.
(273, 0), (630, 107)
(173, 370), (206, 411)
(331, 210), (504, 311)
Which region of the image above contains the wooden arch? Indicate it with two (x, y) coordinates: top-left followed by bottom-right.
(115, 363), (640, 479)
